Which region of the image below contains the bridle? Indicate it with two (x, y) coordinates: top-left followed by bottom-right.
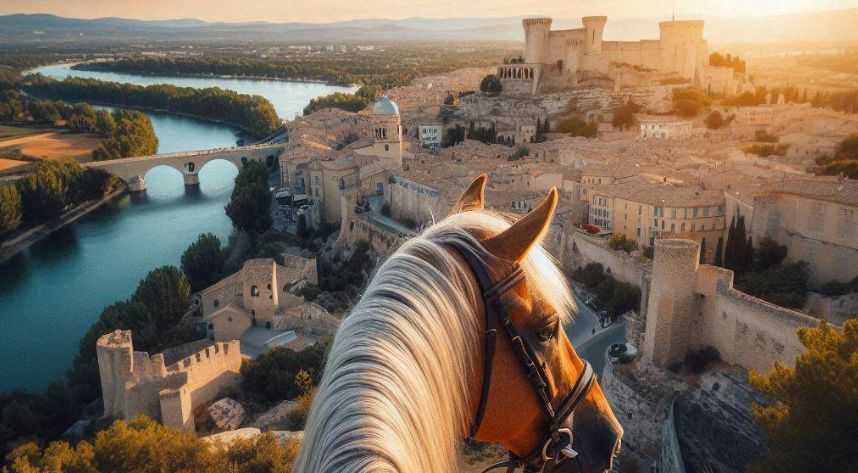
(449, 241), (597, 473)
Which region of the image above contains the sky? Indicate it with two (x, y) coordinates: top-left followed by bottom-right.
(1, 0), (857, 23)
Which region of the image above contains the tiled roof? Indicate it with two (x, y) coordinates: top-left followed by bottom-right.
(766, 179), (858, 207)
(591, 178), (725, 207)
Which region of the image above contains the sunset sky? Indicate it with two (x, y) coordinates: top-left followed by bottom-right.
(1, 0), (857, 23)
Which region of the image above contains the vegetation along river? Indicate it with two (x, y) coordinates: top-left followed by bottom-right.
(0, 65), (354, 392)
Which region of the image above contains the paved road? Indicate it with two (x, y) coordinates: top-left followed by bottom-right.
(565, 293), (602, 347)
(576, 323), (627, 377)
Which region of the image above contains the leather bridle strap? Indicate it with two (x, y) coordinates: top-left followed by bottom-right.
(448, 240), (597, 473)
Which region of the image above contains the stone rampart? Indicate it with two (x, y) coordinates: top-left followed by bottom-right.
(97, 330), (242, 433)
(658, 401), (686, 473)
(558, 229), (649, 287)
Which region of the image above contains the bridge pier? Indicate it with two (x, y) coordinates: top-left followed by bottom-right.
(128, 176), (147, 192)
(183, 173), (200, 187)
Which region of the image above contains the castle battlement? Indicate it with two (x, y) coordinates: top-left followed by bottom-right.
(96, 330), (242, 433)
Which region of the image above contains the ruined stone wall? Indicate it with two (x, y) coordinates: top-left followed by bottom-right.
(558, 229), (648, 287)
(282, 254), (318, 285)
(658, 402), (686, 473)
(274, 303), (340, 338)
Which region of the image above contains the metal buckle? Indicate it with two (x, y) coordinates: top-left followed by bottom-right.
(541, 428), (577, 462)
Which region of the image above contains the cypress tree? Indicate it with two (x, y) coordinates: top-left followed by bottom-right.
(714, 236), (724, 267)
(742, 236), (754, 275)
(725, 216), (737, 270)
(699, 238), (707, 264)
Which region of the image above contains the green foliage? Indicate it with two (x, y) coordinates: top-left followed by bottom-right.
(16, 160), (75, 223)
(554, 116), (597, 138)
(479, 74), (502, 94)
(743, 143), (790, 157)
(816, 134), (858, 179)
(508, 146), (529, 161)
(607, 234), (637, 253)
(241, 343), (327, 403)
(754, 237), (788, 271)
(570, 263), (641, 319)
(714, 236), (724, 267)
(709, 52), (746, 73)
(672, 87), (713, 116)
(736, 261), (810, 309)
(704, 110), (725, 129)
(5, 415), (299, 473)
(818, 280), (852, 297)
(748, 320), (858, 473)
(611, 101), (641, 131)
(303, 91), (369, 115)
(91, 109), (159, 161)
(684, 346), (721, 374)
(722, 91), (765, 107)
(442, 124), (466, 148)
(26, 76), (279, 137)
(225, 161), (273, 235)
(754, 129), (778, 143)
(132, 265), (192, 331)
(181, 233), (227, 292)
(0, 184), (22, 239)
(724, 215), (754, 275)
(298, 240), (372, 313)
(465, 121), (497, 145)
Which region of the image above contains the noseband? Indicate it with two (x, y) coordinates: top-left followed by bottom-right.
(450, 242), (596, 473)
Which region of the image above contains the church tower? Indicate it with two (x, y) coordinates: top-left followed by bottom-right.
(370, 95), (402, 169)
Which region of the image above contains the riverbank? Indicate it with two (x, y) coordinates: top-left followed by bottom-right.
(69, 61), (356, 88)
(0, 184), (127, 264)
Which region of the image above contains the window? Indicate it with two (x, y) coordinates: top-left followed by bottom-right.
(681, 223), (686, 231)
(213, 299), (219, 308)
(693, 208), (699, 218)
(637, 228), (641, 236)
(251, 286), (259, 297)
(227, 316), (233, 322)
(314, 176), (320, 185)
(691, 223), (696, 231)
(267, 284), (271, 290)
(671, 209), (677, 219)
(704, 207), (710, 217)
(671, 223), (675, 232)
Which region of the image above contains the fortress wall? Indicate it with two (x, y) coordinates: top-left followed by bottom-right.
(386, 176), (447, 226)
(275, 303), (339, 337)
(603, 41), (663, 72)
(705, 284), (817, 373)
(559, 229), (648, 287)
(200, 280), (240, 317)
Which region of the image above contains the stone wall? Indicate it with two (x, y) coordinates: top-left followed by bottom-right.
(97, 330), (242, 433)
(658, 401), (686, 473)
(558, 228), (649, 287)
(385, 175), (448, 226)
(275, 303), (340, 338)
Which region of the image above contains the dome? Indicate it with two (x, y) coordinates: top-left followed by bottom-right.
(372, 95), (399, 116)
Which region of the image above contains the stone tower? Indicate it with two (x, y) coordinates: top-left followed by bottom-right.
(643, 239), (700, 367)
(370, 95), (402, 169)
(241, 258), (279, 320)
(522, 18), (552, 64)
(96, 330), (135, 417)
(582, 16), (607, 55)
(658, 20), (707, 85)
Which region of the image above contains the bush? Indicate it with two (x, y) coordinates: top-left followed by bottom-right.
(743, 143), (790, 157)
(672, 87), (713, 117)
(704, 110), (725, 129)
(607, 234), (637, 253)
(818, 280), (852, 297)
(508, 146), (529, 161)
(479, 74), (502, 94)
(240, 343), (327, 403)
(554, 115), (597, 138)
(736, 261), (810, 309)
(685, 346), (721, 374)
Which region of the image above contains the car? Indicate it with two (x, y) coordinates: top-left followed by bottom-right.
(585, 300), (597, 310)
(609, 343), (638, 363)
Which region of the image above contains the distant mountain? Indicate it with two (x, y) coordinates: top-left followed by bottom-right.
(2, 9), (858, 44)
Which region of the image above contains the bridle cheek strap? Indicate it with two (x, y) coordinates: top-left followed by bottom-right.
(448, 241), (597, 473)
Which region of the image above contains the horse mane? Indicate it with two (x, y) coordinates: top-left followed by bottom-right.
(293, 210), (575, 473)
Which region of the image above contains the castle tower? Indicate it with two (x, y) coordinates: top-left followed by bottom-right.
(97, 330), (135, 417)
(241, 259), (279, 321)
(582, 16), (607, 55)
(658, 20), (706, 83)
(522, 18), (552, 64)
(642, 239), (700, 367)
(370, 95), (402, 169)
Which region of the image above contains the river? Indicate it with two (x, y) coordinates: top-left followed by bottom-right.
(0, 66), (353, 393)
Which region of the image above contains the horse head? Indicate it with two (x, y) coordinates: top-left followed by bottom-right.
(451, 174), (623, 473)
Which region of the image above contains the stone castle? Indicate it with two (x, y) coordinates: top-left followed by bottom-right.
(96, 330), (242, 432)
(498, 16), (711, 95)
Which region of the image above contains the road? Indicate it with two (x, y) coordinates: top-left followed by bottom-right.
(564, 292), (628, 378)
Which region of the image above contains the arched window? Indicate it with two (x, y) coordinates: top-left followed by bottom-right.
(227, 316), (233, 322)
(251, 285), (259, 297)
(385, 144), (389, 151)
(267, 284), (271, 290)
(213, 299), (219, 308)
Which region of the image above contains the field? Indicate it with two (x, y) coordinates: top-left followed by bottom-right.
(0, 157), (31, 175)
(0, 126), (101, 161)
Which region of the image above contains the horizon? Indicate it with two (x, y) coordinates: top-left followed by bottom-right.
(2, 0), (858, 24)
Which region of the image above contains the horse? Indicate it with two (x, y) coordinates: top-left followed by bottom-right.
(294, 175), (623, 473)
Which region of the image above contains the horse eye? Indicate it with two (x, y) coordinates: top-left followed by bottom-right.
(536, 325), (555, 342)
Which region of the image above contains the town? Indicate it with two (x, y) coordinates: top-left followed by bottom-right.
(1, 6), (858, 473)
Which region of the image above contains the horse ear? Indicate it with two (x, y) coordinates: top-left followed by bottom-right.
(451, 174), (487, 214)
(483, 188), (559, 262)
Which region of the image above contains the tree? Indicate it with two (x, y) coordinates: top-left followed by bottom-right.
(241, 343), (328, 403)
(181, 233), (227, 292)
(612, 101), (641, 131)
(479, 74), (502, 94)
(704, 110), (725, 129)
(714, 236), (724, 267)
(724, 216), (737, 270)
(443, 93), (455, 106)
(699, 238), (707, 263)
(17, 162), (71, 223)
(132, 265), (191, 330)
(755, 237), (787, 271)
(92, 110), (158, 161)
(736, 261), (810, 309)
(0, 184), (22, 239)
(748, 320), (858, 473)
(225, 183), (273, 234)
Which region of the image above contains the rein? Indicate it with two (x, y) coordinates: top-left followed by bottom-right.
(449, 241), (596, 473)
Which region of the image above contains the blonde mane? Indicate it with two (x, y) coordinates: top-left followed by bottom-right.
(293, 210), (575, 473)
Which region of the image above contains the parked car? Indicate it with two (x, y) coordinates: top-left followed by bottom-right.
(609, 343), (638, 363)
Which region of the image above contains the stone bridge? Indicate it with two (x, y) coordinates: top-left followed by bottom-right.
(83, 143), (286, 191)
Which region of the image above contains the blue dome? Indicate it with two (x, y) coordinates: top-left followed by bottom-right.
(372, 95), (399, 116)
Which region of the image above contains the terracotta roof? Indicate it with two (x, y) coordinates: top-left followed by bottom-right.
(591, 178), (725, 207)
(765, 179), (858, 207)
